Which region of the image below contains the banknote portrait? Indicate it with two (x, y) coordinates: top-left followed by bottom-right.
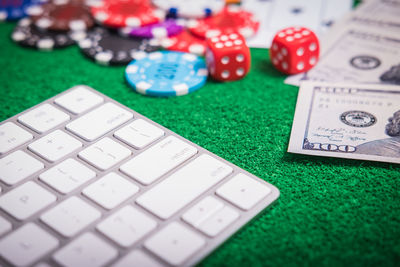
(380, 64), (400, 85)
(355, 110), (400, 157)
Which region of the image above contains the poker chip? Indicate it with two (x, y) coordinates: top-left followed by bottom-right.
(11, 18), (80, 50)
(79, 27), (160, 65)
(91, 0), (164, 28)
(124, 19), (184, 39)
(188, 6), (259, 38)
(0, 0), (46, 21)
(125, 51), (208, 97)
(152, 0), (225, 19)
(27, 0), (95, 31)
(161, 30), (207, 56)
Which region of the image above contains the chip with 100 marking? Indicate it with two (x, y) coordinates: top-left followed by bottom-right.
(125, 51), (208, 97)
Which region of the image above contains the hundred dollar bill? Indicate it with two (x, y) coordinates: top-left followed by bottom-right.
(285, 0), (400, 86)
(288, 82), (400, 164)
(352, 0), (400, 28)
(285, 25), (400, 86)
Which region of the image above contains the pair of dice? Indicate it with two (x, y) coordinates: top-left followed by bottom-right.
(205, 26), (319, 81)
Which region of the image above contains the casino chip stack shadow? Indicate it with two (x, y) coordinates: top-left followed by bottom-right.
(5, 0), (319, 97)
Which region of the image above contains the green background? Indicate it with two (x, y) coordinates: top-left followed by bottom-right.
(1, 16), (399, 267)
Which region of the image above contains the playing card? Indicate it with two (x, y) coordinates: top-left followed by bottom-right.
(355, 0), (400, 22)
(241, 0), (275, 49)
(320, 0), (353, 33)
(269, 0), (322, 33)
(243, 0), (353, 48)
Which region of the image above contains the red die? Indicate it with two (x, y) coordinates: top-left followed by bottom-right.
(270, 27), (319, 75)
(205, 33), (250, 82)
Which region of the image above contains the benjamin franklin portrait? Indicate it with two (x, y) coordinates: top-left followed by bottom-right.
(355, 110), (400, 157)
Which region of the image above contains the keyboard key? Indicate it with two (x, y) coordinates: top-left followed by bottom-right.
(216, 173), (272, 210)
(136, 154), (232, 219)
(0, 216), (12, 236)
(54, 85), (104, 115)
(197, 206), (239, 237)
(182, 196), (239, 237)
(66, 103), (133, 141)
(114, 119), (164, 149)
(0, 181), (56, 220)
(41, 196), (101, 237)
(28, 130), (82, 162)
(18, 104), (70, 134)
(120, 136), (197, 185)
(0, 150), (44, 185)
(182, 196), (224, 228)
(97, 205), (157, 247)
(53, 232), (117, 267)
(144, 222), (205, 266)
(78, 137), (131, 171)
(39, 159), (96, 194)
(83, 173), (139, 210)
(112, 250), (164, 267)
(0, 122), (33, 154)
(0, 223), (59, 267)
(0, 86), (280, 267)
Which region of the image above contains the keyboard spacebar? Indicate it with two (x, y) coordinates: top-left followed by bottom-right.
(66, 103), (133, 141)
(136, 154), (233, 220)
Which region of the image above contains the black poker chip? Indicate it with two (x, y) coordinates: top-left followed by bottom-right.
(78, 26), (161, 65)
(11, 18), (86, 50)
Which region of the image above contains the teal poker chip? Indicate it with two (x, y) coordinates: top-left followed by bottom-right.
(125, 51), (208, 97)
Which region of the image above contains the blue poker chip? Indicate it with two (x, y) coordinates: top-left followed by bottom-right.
(0, 0), (46, 21)
(125, 51), (208, 97)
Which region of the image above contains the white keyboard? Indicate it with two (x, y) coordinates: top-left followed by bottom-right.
(0, 86), (279, 267)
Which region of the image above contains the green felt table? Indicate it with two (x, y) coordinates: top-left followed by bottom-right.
(1, 19), (399, 267)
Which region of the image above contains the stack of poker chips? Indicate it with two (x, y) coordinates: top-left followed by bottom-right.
(5, 0), (260, 96)
(10, 0), (94, 50)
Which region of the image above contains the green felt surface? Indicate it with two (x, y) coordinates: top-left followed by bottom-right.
(1, 20), (399, 267)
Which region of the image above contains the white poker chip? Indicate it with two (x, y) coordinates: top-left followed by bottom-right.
(152, 0), (224, 18)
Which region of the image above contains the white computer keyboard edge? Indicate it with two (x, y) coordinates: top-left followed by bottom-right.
(0, 85), (280, 267)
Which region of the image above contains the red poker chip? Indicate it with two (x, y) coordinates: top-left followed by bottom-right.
(160, 30), (207, 56)
(28, 0), (95, 31)
(188, 6), (259, 39)
(91, 0), (165, 28)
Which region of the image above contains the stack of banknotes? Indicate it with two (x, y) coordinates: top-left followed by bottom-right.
(286, 0), (400, 164)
